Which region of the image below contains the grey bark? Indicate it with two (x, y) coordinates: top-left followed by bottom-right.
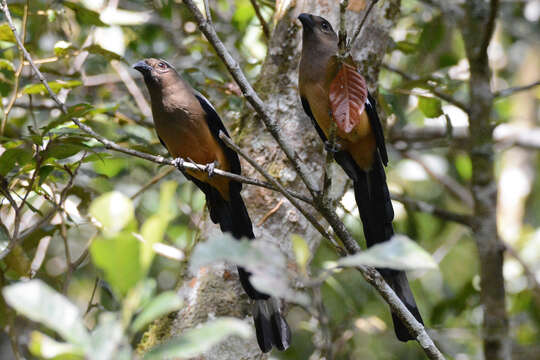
(461, 1), (511, 359)
(143, 1), (401, 359)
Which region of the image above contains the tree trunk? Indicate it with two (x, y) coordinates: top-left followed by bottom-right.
(138, 1), (400, 358)
(462, 1), (511, 359)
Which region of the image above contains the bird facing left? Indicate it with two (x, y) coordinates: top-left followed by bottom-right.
(133, 58), (291, 353)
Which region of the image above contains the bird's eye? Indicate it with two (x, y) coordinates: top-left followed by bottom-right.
(321, 22), (329, 31)
(158, 62), (166, 69)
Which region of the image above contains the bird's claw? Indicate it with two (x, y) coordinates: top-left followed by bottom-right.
(173, 157), (185, 170)
(205, 161), (217, 177)
(324, 141), (341, 154)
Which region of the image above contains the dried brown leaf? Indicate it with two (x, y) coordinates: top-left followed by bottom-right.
(329, 62), (368, 133)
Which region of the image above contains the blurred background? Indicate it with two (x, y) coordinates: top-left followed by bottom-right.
(0, 0), (539, 359)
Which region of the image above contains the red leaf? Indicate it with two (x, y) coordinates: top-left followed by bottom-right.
(329, 62), (368, 134)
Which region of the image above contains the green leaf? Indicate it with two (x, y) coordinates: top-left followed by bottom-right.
(144, 318), (251, 359)
(38, 165), (55, 186)
(455, 154), (472, 181)
(232, 0), (255, 31)
(2, 280), (90, 346)
(419, 16), (445, 51)
(395, 40), (417, 54)
(0, 147), (33, 176)
(418, 96), (443, 118)
(43, 143), (86, 160)
(190, 234), (309, 305)
(23, 80), (82, 95)
(29, 331), (84, 360)
(139, 181), (177, 269)
(54, 41), (78, 57)
(93, 157), (128, 178)
(89, 191), (134, 236)
(88, 313), (126, 360)
(131, 292), (183, 333)
(0, 59), (15, 96)
(0, 23), (16, 43)
(63, 2), (107, 26)
(291, 234), (310, 274)
(338, 235), (438, 271)
(83, 44), (124, 62)
(90, 232), (143, 297)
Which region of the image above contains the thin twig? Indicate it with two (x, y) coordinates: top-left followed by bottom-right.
(494, 80), (540, 98)
(391, 194), (473, 226)
(0, 1), (313, 208)
(131, 167), (175, 200)
(382, 63), (468, 111)
(403, 150), (474, 208)
(84, 277), (100, 316)
(249, 0), (270, 39)
(349, 0), (379, 49)
(181, 2), (445, 356)
(182, 0), (320, 198)
(218, 131), (342, 251)
(1, 0), (28, 135)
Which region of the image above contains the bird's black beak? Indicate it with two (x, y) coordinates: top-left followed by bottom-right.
(132, 60), (152, 74)
(298, 13), (314, 30)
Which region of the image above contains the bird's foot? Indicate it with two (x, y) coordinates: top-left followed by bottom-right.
(173, 157), (185, 170)
(324, 141), (341, 154)
(205, 161), (219, 177)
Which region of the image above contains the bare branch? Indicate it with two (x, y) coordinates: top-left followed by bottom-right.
(494, 80), (540, 98)
(391, 194), (473, 226)
(349, 0), (380, 48)
(382, 63), (468, 111)
(182, 2), (446, 356)
(218, 131), (341, 251)
(249, 0), (271, 39)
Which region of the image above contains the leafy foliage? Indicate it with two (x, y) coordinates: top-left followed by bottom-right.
(0, 0), (538, 359)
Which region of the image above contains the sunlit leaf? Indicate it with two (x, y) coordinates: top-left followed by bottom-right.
(23, 80), (82, 95)
(90, 232), (143, 296)
(89, 191), (134, 236)
(131, 292), (183, 333)
(0, 23), (16, 43)
(2, 280), (90, 346)
(291, 234), (310, 274)
(83, 44), (124, 62)
(338, 235), (438, 271)
(190, 234), (309, 305)
(29, 331), (84, 360)
(329, 60), (368, 133)
(63, 2), (107, 26)
(54, 41), (78, 57)
(144, 318), (251, 359)
(88, 313), (126, 360)
(418, 96), (443, 118)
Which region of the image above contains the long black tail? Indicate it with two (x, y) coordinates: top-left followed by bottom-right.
(205, 182), (291, 352)
(336, 151), (423, 341)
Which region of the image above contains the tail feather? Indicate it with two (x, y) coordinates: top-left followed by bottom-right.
(253, 299), (291, 353)
(205, 182), (291, 352)
(351, 153), (424, 341)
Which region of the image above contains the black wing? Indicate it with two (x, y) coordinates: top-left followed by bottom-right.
(365, 92), (389, 166)
(194, 91), (242, 177)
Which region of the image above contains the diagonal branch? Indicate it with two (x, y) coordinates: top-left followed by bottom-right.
(494, 80), (540, 98)
(183, 1), (445, 358)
